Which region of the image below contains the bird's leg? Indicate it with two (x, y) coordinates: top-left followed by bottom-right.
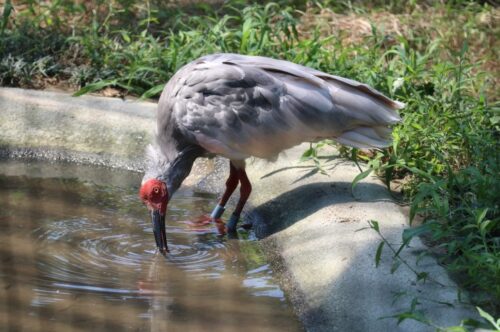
(193, 162), (239, 235)
(209, 162), (239, 221)
(218, 163), (240, 208)
(226, 168), (252, 233)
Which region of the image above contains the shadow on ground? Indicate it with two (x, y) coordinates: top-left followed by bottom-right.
(250, 181), (392, 239)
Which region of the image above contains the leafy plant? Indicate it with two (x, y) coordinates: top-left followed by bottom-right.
(365, 220), (500, 331)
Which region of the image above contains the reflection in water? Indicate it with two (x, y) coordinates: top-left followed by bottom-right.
(0, 161), (302, 332)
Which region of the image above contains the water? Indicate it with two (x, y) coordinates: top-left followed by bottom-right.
(0, 161), (302, 332)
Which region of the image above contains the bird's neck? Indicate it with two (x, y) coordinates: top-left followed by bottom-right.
(163, 145), (203, 196)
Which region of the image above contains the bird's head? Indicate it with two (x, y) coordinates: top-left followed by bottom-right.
(139, 178), (169, 254)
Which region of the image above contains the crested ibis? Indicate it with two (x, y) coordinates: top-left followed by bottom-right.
(139, 53), (403, 253)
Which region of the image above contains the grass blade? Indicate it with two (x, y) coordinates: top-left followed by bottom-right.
(1, 0), (13, 36)
(73, 80), (118, 97)
(375, 241), (384, 268)
(141, 83), (165, 99)
(351, 168), (372, 192)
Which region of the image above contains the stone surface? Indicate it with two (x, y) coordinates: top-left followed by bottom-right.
(0, 87), (156, 170)
(243, 147), (475, 331)
(0, 87), (477, 331)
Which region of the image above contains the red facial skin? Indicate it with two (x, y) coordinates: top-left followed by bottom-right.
(139, 179), (168, 215)
(139, 179), (226, 237)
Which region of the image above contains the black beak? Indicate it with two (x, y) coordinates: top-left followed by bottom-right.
(151, 210), (168, 254)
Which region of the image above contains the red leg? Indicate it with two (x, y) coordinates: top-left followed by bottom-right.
(207, 162), (240, 222)
(226, 167), (252, 232)
(193, 162), (242, 235)
(219, 162), (239, 206)
(234, 168), (252, 216)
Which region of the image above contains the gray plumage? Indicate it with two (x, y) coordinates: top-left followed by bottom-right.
(143, 53), (403, 195)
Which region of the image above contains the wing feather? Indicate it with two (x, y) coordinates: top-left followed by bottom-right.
(164, 53), (403, 159)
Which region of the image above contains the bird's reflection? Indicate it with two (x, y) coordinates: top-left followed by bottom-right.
(136, 230), (279, 332)
(139, 255), (173, 332)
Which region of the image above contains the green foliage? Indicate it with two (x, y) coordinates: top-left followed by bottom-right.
(0, 0), (304, 96)
(367, 220), (500, 331)
(301, 2), (499, 312)
(0, 0), (13, 36)
(477, 307), (500, 331)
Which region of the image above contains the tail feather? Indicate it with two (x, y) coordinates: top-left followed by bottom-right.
(329, 79), (402, 123)
(320, 73), (405, 112)
(336, 126), (394, 149)
(323, 77), (403, 149)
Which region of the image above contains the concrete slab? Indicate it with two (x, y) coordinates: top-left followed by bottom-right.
(0, 87), (477, 331)
(0, 87), (156, 170)
(243, 148), (476, 331)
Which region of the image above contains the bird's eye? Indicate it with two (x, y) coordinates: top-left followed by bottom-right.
(153, 187), (159, 194)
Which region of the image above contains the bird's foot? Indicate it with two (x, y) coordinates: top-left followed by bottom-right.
(189, 215), (226, 235)
(225, 213), (240, 234)
(157, 247), (169, 255)
(214, 218), (226, 236)
(225, 215), (253, 233)
(190, 214), (214, 226)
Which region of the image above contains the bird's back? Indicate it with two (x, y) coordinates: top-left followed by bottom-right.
(157, 53), (403, 160)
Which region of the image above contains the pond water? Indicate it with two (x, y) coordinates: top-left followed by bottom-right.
(0, 161), (302, 332)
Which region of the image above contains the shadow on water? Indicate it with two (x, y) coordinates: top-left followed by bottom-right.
(0, 161), (303, 332)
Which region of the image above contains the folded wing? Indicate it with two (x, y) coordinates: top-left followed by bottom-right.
(167, 53), (403, 160)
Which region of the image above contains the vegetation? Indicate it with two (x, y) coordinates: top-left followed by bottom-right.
(1, 0), (498, 327)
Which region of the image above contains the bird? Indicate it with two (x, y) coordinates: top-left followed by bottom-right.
(139, 53), (403, 254)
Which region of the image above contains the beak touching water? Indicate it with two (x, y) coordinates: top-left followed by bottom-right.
(151, 209), (168, 254)
(140, 179), (169, 255)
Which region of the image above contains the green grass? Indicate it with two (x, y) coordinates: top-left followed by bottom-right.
(1, 0), (499, 322)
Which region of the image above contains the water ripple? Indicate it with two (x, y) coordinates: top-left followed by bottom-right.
(34, 214), (228, 290)
(0, 163), (300, 331)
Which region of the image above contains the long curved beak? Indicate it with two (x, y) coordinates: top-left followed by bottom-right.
(151, 210), (168, 254)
